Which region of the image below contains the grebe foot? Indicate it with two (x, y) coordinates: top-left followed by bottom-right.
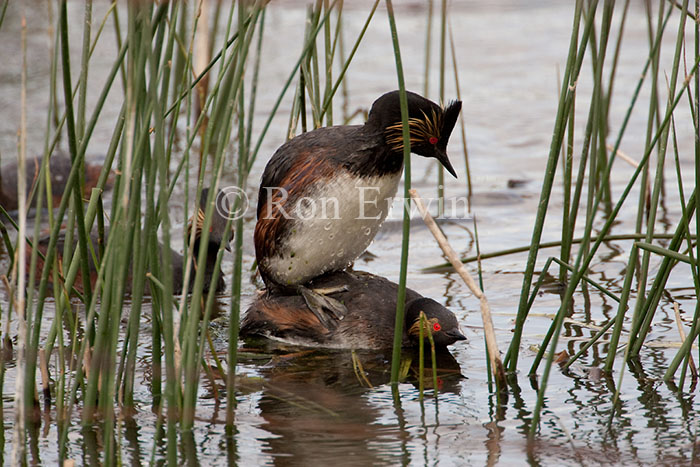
(298, 285), (348, 330)
(308, 285), (348, 295)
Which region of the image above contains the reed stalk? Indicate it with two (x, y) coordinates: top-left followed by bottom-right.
(417, 311), (440, 400)
(11, 13), (28, 465)
(385, 0), (412, 388)
(0, 1), (8, 32)
(448, 25), (472, 199)
(658, 113), (698, 386)
(319, 1), (379, 122)
(507, 0), (588, 372)
(422, 0), (433, 96)
(418, 312), (425, 398)
(247, 0), (340, 171)
(436, 0), (447, 215)
(626, 0), (692, 359)
(422, 232), (694, 272)
(181, 4), (244, 430)
(694, 0), (700, 372)
(604, 2), (673, 372)
(411, 189), (505, 390)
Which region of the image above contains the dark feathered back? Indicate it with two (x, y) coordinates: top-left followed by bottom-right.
(241, 271), (466, 349)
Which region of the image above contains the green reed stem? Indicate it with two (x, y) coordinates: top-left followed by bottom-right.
(559, 72), (575, 285)
(227, 2), (265, 430)
(528, 256), (621, 375)
(694, 0), (700, 373)
(323, 0), (333, 126)
(386, 0), (412, 386)
(448, 24), (472, 199)
(529, 0), (611, 437)
(319, 0), (379, 122)
(58, 0), (93, 308)
(419, 313), (425, 398)
(635, 242), (694, 266)
(181, 2), (262, 431)
(423, 233), (694, 272)
(436, 0), (447, 215)
(247, 0), (340, 172)
(508, 0), (588, 373)
(0, 1), (9, 32)
(604, 0), (630, 120)
(423, 0), (433, 95)
(245, 9), (265, 153)
(77, 0), (92, 141)
(303, 4), (321, 128)
(627, 0), (691, 358)
(13, 14), (29, 464)
(667, 116), (699, 387)
(604, 2), (672, 372)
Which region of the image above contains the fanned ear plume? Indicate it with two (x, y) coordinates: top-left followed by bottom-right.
(411, 108), (442, 142)
(385, 100), (462, 152)
(385, 108), (443, 152)
(187, 208), (206, 241)
(407, 316), (440, 338)
(439, 100), (462, 146)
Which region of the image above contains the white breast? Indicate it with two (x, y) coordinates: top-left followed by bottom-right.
(265, 170), (402, 286)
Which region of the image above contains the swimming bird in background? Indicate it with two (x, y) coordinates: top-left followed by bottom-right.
(28, 188), (232, 296)
(241, 270), (466, 350)
(254, 90), (462, 326)
(0, 153), (114, 213)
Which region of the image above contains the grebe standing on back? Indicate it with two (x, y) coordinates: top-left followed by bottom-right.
(254, 90), (462, 325)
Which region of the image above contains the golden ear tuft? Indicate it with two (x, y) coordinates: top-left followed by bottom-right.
(187, 208), (206, 239)
(384, 108), (444, 152)
(408, 316), (440, 338)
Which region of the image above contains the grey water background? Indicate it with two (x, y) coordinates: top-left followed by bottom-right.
(1, 1), (699, 465)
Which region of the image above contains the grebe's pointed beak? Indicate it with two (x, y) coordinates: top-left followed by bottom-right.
(445, 329), (467, 342)
(436, 148), (458, 178)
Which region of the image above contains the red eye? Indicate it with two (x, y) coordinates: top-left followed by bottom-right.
(432, 322), (441, 332)
(429, 137), (438, 145)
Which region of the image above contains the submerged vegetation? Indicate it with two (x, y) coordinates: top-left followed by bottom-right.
(0, 0), (699, 463)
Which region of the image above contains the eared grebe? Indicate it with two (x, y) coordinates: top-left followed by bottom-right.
(28, 188), (231, 296)
(0, 153), (113, 212)
(255, 91), (461, 289)
(240, 270), (466, 350)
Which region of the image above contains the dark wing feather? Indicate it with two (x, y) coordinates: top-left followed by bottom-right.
(255, 126), (367, 218)
(256, 145), (305, 218)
